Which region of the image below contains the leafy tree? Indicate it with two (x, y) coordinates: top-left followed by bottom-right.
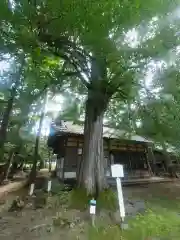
(29, 89), (48, 182)
(138, 69), (180, 154)
(0, 55), (25, 150)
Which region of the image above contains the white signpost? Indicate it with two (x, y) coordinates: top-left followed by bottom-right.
(111, 164), (125, 222)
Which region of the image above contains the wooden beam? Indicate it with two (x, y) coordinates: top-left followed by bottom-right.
(145, 144), (155, 176)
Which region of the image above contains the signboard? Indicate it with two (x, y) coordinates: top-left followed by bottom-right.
(90, 199), (96, 227)
(90, 199), (96, 215)
(111, 164), (124, 178)
(78, 148), (82, 155)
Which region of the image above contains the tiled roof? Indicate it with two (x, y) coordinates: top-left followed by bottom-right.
(50, 121), (152, 143)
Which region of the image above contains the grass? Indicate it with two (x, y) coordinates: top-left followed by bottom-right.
(53, 183), (180, 239)
(89, 207), (180, 240)
(97, 189), (117, 211)
(69, 188), (117, 211)
(88, 184), (180, 240)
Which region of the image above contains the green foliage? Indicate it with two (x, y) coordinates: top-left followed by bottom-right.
(0, 56), (58, 167)
(69, 188), (89, 210)
(1, 0), (178, 97)
(89, 208), (180, 240)
(89, 225), (123, 240)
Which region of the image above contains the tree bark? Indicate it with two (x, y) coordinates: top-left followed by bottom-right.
(0, 151), (15, 183)
(0, 87), (16, 149)
(4, 151), (14, 181)
(78, 92), (108, 196)
(29, 135), (39, 183)
(48, 150), (52, 173)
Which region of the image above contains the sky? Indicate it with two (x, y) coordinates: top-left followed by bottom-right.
(0, 60), (10, 73)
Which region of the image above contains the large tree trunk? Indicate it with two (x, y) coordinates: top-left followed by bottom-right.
(29, 135), (39, 183)
(78, 92), (108, 196)
(77, 54), (112, 196)
(48, 150), (52, 173)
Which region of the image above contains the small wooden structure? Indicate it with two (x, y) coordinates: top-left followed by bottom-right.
(153, 150), (180, 177)
(48, 121), (156, 181)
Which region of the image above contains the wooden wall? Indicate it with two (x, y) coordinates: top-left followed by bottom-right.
(59, 135), (147, 171)
(64, 136), (146, 151)
(56, 135), (152, 179)
(64, 136), (82, 172)
(109, 139), (145, 152)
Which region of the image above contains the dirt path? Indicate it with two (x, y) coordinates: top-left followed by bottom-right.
(0, 169), (50, 200)
(0, 180), (27, 199)
(0, 194), (87, 240)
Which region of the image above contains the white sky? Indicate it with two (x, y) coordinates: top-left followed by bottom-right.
(0, 60), (10, 73)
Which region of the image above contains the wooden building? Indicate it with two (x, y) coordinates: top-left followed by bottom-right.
(153, 149), (180, 176)
(48, 121), (156, 181)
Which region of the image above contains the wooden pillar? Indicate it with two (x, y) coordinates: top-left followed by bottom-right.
(56, 154), (64, 180)
(108, 139), (114, 177)
(109, 139), (114, 166)
(146, 143), (155, 176)
(77, 138), (83, 179)
(56, 137), (66, 181)
(106, 138), (109, 164)
(103, 138), (110, 176)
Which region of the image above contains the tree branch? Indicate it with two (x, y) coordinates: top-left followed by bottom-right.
(43, 44), (90, 88)
(62, 71), (81, 77)
(69, 59), (90, 88)
(0, 100), (7, 104)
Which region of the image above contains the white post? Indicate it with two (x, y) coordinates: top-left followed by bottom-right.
(29, 183), (35, 196)
(47, 180), (52, 193)
(116, 177), (125, 222)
